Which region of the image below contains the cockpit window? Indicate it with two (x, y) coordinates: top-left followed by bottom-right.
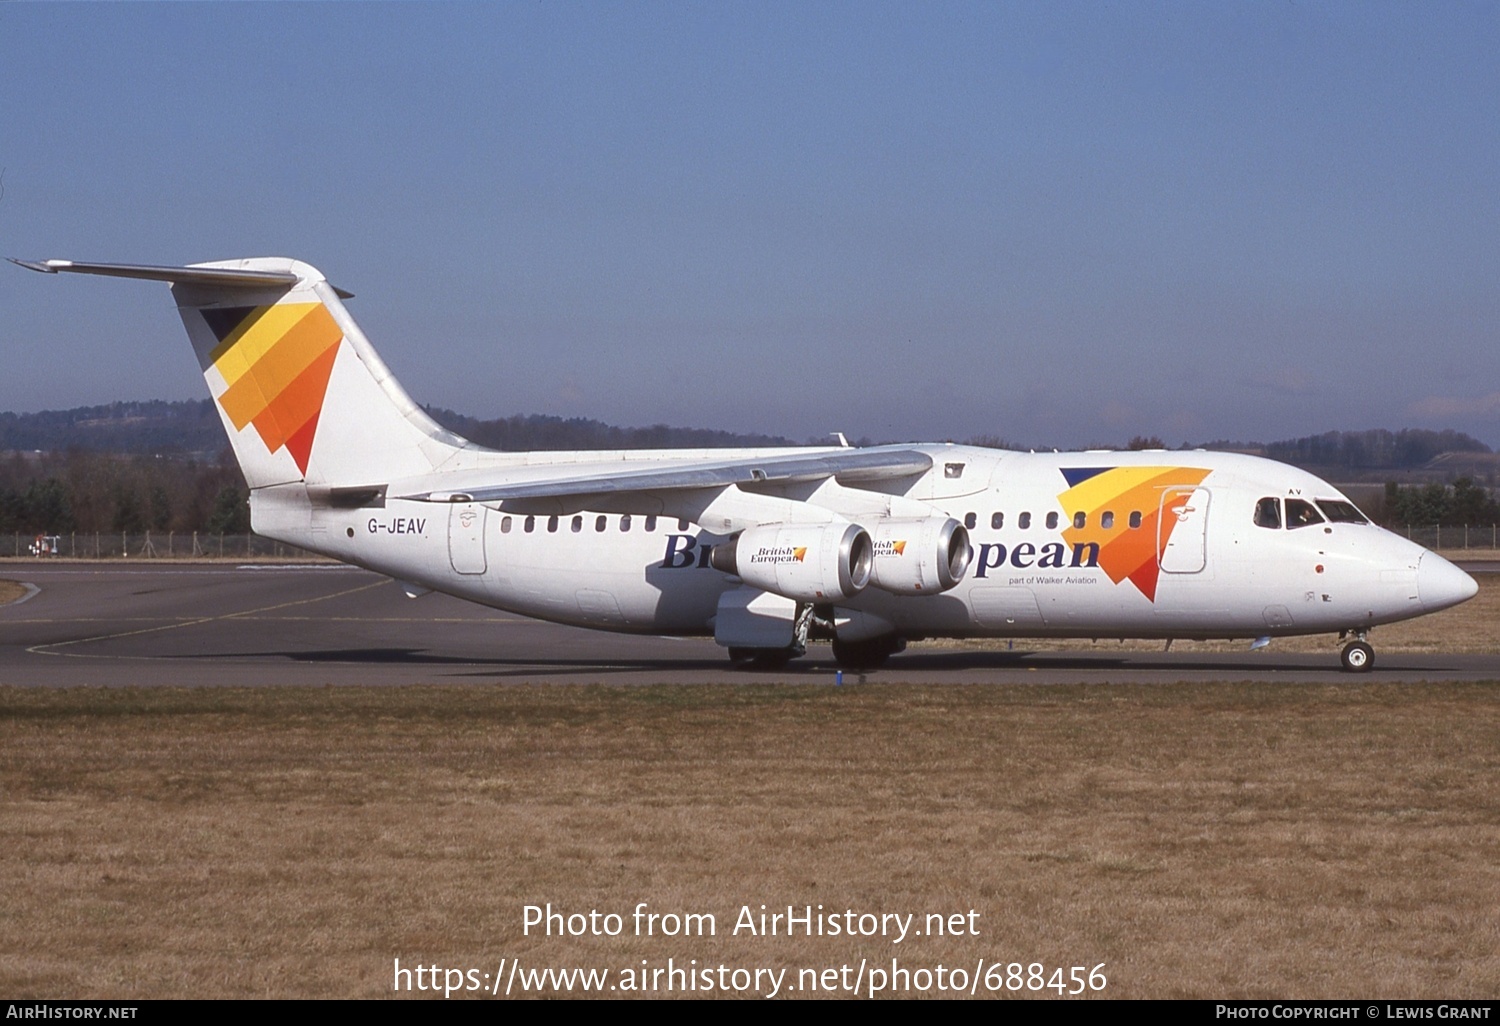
(1316, 500), (1368, 524)
(1254, 497), (1282, 529)
(1285, 498), (1325, 530)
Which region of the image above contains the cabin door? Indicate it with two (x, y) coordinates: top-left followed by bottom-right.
(1157, 486), (1209, 575)
(447, 503), (488, 575)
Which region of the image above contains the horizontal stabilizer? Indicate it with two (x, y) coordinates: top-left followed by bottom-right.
(11, 258), (298, 288)
(8, 259), (354, 298)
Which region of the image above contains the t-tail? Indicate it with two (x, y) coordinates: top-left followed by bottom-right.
(10, 258), (468, 495)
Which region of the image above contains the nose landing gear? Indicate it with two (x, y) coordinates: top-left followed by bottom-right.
(1339, 630), (1375, 673)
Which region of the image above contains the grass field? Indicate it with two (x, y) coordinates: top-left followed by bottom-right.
(1, 681), (1497, 999)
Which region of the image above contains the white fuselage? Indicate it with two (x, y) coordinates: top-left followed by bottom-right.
(250, 445), (1473, 642)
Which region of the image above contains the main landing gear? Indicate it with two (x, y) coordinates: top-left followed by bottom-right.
(727, 608), (909, 672)
(727, 604), (812, 671)
(1339, 630), (1375, 673)
(733, 636), (906, 670)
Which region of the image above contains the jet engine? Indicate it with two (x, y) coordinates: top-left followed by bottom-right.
(866, 516), (973, 595)
(709, 522), (873, 602)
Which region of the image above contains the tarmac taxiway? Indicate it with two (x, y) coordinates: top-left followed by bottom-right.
(2, 562), (1497, 686)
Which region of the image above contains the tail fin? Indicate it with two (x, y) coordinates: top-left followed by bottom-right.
(14, 258), (466, 490)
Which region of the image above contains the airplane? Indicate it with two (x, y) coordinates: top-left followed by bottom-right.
(11, 256), (1480, 673)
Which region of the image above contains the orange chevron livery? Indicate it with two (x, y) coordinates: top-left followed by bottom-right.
(1058, 466), (1212, 602)
(203, 302), (344, 474)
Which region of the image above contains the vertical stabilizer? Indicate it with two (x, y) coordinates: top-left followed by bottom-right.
(172, 258), (465, 489)
(13, 257), (467, 490)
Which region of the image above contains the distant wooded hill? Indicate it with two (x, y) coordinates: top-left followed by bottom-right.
(422, 408), (798, 451)
(0, 400), (227, 456)
(1, 402), (1489, 466)
(0, 401), (798, 456)
(1200, 429), (1491, 470)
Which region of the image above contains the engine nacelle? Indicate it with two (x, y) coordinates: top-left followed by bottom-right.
(867, 516), (973, 595)
(710, 522), (872, 602)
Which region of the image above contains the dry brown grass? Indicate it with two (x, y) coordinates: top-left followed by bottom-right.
(0, 579), (27, 604)
(1, 683), (1497, 999)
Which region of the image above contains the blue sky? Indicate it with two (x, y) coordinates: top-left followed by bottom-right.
(2, 2), (1496, 447)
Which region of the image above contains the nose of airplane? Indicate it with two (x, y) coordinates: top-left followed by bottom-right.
(1417, 552), (1479, 613)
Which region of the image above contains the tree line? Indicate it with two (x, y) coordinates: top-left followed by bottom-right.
(0, 450), (249, 537)
(1382, 478), (1500, 527)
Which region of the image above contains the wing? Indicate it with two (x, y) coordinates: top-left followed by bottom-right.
(396, 447), (934, 503)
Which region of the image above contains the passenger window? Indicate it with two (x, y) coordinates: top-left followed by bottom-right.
(621, 514), (632, 532)
(1101, 511), (1114, 529)
(1045, 512), (1059, 530)
(1285, 499), (1324, 530)
(964, 512), (977, 530)
(524, 515), (535, 533)
(1019, 512), (1032, 530)
(1316, 500), (1368, 525)
(571, 515), (583, 533)
(501, 516), (512, 533)
(595, 515), (607, 532)
(646, 515), (658, 532)
(1073, 512), (1086, 529)
(1129, 511), (1142, 529)
(547, 515), (559, 533)
(1254, 497), (1282, 529)
(991, 512), (1004, 530)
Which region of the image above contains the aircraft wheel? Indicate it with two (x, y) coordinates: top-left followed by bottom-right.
(727, 647), (794, 671)
(831, 635), (903, 670)
(1340, 640), (1375, 673)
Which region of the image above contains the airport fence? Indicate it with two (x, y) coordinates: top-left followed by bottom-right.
(2, 532), (326, 561)
(1398, 525), (1500, 551)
